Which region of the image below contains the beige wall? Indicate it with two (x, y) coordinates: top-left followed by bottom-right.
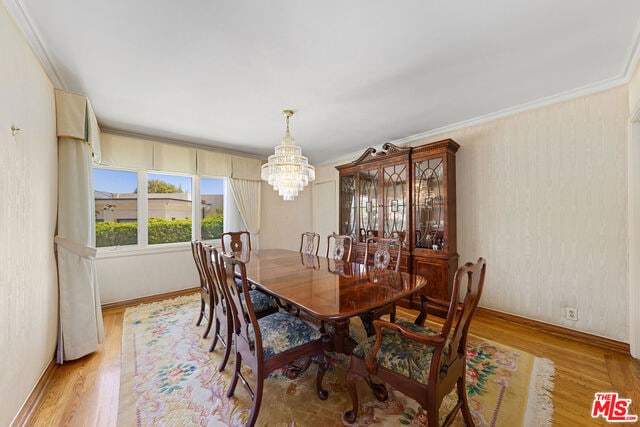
(314, 86), (630, 342)
(97, 248), (198, 303)
(0, 3), (58, 426)
(628, 63), (640, 356)
(261, 182), (313, 250)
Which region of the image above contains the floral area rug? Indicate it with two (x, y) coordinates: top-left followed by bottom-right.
(118, 294), (554, 426)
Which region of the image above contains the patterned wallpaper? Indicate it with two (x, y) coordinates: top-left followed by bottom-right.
(315, 85), (630, 341)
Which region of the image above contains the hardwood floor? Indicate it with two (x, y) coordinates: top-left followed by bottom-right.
(25, 304), (640, 426)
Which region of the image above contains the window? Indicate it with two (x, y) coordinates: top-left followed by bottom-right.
(94, 169), (138, 247)
(147, 173), (192, 245)
(94, 167), (239, 250)
(201, 178), (224, 240)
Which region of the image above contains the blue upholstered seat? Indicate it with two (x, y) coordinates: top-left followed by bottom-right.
(249, 311), (322, 359)
(241, 289), (278, 314)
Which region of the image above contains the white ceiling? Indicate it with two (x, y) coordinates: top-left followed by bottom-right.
(7, 0), (640, 164)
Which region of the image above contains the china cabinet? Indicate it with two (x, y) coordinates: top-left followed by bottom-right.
(336, 139), (459, 315)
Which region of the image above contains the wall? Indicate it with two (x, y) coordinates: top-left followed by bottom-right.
(261, 182), (313, 251)
(628, 62), (640, 356)
(0, 3), (58, 426)
(97, 248), (198, 303)
(316, 86), (629, 342)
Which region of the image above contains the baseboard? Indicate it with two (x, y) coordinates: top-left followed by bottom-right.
(101, 287), (199, 311)
(475, 306), (630, 355)
(11, 357), (57, 427)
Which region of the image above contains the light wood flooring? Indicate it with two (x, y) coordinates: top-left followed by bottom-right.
(24, 302), (640, 426)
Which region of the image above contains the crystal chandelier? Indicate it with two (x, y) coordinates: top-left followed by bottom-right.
(261, 110), (315, 201)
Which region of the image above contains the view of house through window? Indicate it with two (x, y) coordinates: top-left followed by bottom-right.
(94, 168), (138, 247)
(94, 169), (227, 248)
(200, 178), (224, 240)
(147, 173), (192, 244)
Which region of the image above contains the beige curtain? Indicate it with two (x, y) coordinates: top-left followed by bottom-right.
(229, 179), (261, 249)
(55, 90), (104, 362)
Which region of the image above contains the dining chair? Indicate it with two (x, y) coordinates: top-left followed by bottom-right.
(201, 244), (234, 371)
(203, 246), (279, 372)
(344, 258), (487, 426)
(219, 253), (329, 427)
(326, 232), (353, 262)
(221, 231), (251, 255)
(359, 236), (402, 335)
(299, 232), (320, 256)
(191, 240), (213, 338)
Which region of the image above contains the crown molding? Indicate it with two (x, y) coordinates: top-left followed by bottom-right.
(387, 77), (628, 148)
(100, 127), (266, 160)
(3, 0), (66, 89)
(320, 76), (629, 167)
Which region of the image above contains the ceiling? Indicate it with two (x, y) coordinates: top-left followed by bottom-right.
(8, 0), (640, 164)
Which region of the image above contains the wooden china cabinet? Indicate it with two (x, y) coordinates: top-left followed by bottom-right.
(336, 139), (459, 316)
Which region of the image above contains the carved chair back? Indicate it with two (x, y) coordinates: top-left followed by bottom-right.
(326, 233), (353, 262)
(201, 244), (234, 368)
(191, 240), (214, 338)
(363, 236), (402, 272)
(221, 231), (251, 256)
(299, 232), (320, 255)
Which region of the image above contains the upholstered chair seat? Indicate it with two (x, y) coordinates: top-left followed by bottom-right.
(248, 311), (323, 359)
(242, 289), (279, 314)
(351, 320), (447, 384)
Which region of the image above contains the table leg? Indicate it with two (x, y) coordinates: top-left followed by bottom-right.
(329, 318), (357, 355)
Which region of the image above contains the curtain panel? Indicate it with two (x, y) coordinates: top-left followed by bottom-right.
(229, 179), (261, 250)
(54, 90), (104, 362)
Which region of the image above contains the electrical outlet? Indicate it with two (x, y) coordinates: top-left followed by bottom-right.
(566, 307), (578, 321)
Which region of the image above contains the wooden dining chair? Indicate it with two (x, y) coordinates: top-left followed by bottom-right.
(200, 244), (234, 371)
(344, 258), (487, 426)
(221, 231), (251, 255)
(326, 232), (353, 262)
(191, 240), (213, 338)
(359, 236), (402, 335)
(219, 253), (329, 427)
(299, 232), (320, 256)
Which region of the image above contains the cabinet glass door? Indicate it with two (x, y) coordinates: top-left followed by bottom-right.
(358, 168), (379, 242)
(339, 174), (357, 240)
(382, 163), (408, 245)
(414, 157), (444, 251)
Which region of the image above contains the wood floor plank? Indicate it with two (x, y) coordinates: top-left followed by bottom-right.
(23, 305), (639, 426)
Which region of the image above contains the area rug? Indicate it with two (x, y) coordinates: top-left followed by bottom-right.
(118, 294), (554, 426)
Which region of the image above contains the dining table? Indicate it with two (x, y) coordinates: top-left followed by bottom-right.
(239, 248), (428, 355)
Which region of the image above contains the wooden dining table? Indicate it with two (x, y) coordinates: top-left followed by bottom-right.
(240, 248), (428, 354)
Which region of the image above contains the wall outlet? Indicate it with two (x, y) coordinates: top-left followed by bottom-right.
(565, 307), (578, 321)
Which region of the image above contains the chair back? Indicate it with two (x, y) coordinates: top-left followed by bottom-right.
(300, 232), (320, 255)
(326, 233), (353, 262)
(221, 231), (251, 255)
(363, 237), (402, 272)
(219, 253), (262, 354)
(190, 240), (208, 291)
(441, 257), (487, 365)
(201, 244), (224, 308)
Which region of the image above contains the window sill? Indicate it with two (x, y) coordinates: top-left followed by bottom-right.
(96, 239), (221, 259)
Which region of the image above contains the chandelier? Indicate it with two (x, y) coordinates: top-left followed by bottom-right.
(261, 110), (315, 201)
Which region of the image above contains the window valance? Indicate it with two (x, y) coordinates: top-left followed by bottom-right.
(54, 89), (101, 163)
(100, 132), (261, 178)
